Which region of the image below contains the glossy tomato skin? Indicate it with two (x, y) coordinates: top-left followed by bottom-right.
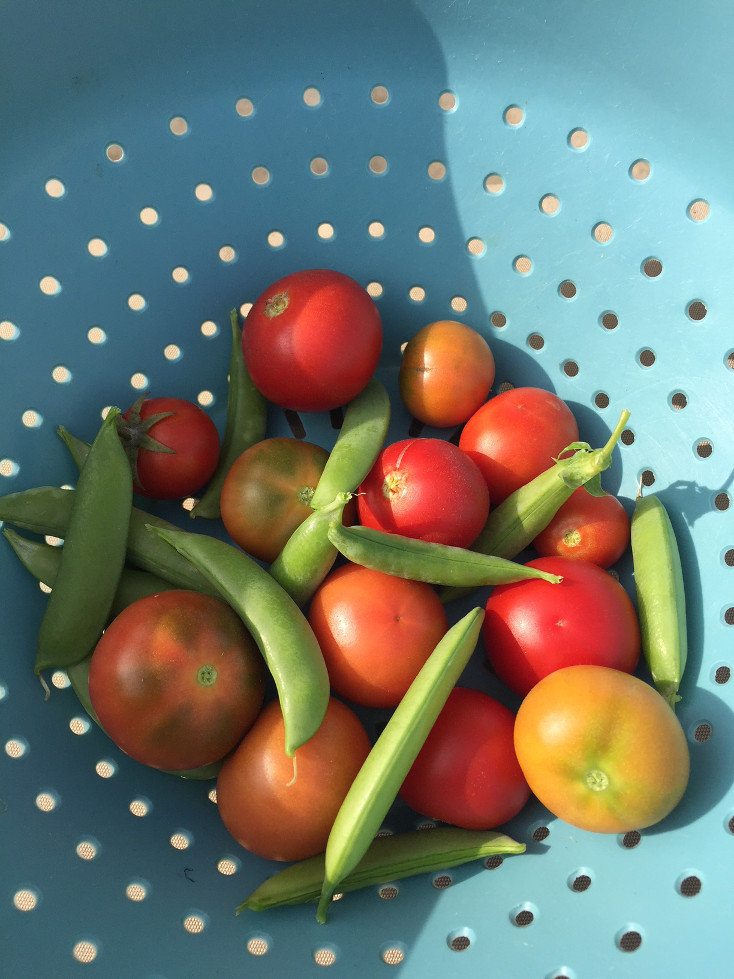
(398, 320), (495, 428)
(533, 486), (631, 568)
(88, 590), (266, 771)
(483, 556), (640, 697)
(242, 268), (383, 413)
(307, 563), (449, 708)
(459, 386), (579, 504)
(220, 437), (330, 563)
(215, 696), (372, 862)
(357, 438), (490, 548)
(121, 396), (220, 500)
(514, 665), (690, 833)
(400, 687), (531, 829)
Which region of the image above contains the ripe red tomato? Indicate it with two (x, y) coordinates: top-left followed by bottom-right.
(242, 268), (383, 413)
(482, 556), (640, 697)
(215, 696), (372, 862)
(117, 394), (220, 500)
(458, 386), (579, 504)
(514, 665), (690, 833)
(399, 687), (531, 829)
(356, 438), (490, 548)
(398, 320), (495, 428)
(532, 486), (631, 568)
(307, 563), (449, 708)
(88, 590), (266, 771)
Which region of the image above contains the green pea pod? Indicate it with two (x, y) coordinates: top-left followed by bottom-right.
(316, 606), (484, 923)
(327, 521), (562, 587)
(34, 409), (133, 675)
(191, 309), (267, 519)
(149, 525), (330, 756)
(239, 826), (525, 912)
(441, 408), (630, 603)
(269, 493), (351, 606)
(630, 488), (687, 710)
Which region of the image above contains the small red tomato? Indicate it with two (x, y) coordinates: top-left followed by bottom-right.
(533, 486), (631, 568)
(357, 438), (490, 549)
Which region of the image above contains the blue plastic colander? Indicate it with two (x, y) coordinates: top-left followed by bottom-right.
(2, 1), (733, 975)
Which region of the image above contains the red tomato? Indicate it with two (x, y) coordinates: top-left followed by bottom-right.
(88, 591), (266, 771)
(307, 563), (449, 708)
(459, 386), (579, 504)
(483, 556), (640, 697)
(357, 438), (490, 548)
(399, 687), (531, 829)
(117, 394), (220, 500)
(533, 486), (631, 568)
(398, 320), (495, 428)
(215, 696), (372, 861)
(514, 665), (690, 833)
(242, 268), (383, 413)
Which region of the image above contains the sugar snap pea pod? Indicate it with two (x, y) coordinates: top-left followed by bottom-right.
(269, 493), (352, 606)
(34, 409), (133, 675)
(631, 486), (687, 710)
(327, 521), (562, 587)
(238, 826), (525, 912)
(441, 408), (630, 603)
(191, 309), (267, 519)
(149, 525), (330, 756)
(316, 606), (484, 923)
(309, 377), (391, 509)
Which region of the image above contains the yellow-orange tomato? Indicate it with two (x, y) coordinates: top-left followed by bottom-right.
(398, 320), (495, 428)
(514, 665), (690, 833)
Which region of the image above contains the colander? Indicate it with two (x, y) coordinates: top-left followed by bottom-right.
(2, 1), (733, 975)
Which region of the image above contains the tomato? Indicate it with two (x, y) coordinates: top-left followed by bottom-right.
(220, 437), (330, 563)
(242, 268), (383, 413)
(399, 687), (531, 829)
(356, 438), (490, 549)
(532, 486), (631, 568)
(458, 386), (579, 504)
(116, 394), (221, 500)
(514, 665), (690, 833)
(307, 563), (449, 708)
(215, 696), (372, 862)
(88, 590), (266, 772)
(483, 556), (640, 697)
(398, 320), (495, 428)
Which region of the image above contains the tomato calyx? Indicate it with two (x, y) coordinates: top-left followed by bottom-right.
(584, 768), (610, 792)
(115, 393), (176, 485)
(263, 291), (289, 319)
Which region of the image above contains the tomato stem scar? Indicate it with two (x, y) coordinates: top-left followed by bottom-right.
(197, 664), (218, 687)
(585, 769), (609, 791)
(264, 291), (289, 318)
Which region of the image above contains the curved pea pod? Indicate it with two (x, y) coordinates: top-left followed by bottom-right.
(238, 827), (525, 912)
(327, 521), (562, 587)
(316, 606), (484, 923)
(149, 525), (330, 756)
(630, 489), (688, 710)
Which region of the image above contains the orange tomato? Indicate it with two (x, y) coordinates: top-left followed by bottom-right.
(398, 320), (495, 428)
(513, 665), (690, 833)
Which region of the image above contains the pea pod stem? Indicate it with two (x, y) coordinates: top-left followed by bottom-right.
(316, 607), (484, 923)
(238, 827), (525, 912)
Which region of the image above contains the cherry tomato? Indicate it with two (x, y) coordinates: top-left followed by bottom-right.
(117, 394), (220, 500)
(356, 438), (490, 549)
(532, 486), (631, 568)
(307, 563), (449, 708)
(459, 386), (579, 504)
(483, 556), (640, 697)
(215, 696), (372, 862)
(399, 687), (531, 829)
(242, 268), (383, 413)
(514, 664), (690, 833)
(398, 320), (495, 428)
(88, 590), (266, 772)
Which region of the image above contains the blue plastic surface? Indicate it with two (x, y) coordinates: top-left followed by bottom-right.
(2, 1), (733, 975)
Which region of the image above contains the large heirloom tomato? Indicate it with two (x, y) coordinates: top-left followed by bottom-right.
(88, 590), (266, 771)
(242, 268), (383, 413)
(514, 665), (690, 833)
